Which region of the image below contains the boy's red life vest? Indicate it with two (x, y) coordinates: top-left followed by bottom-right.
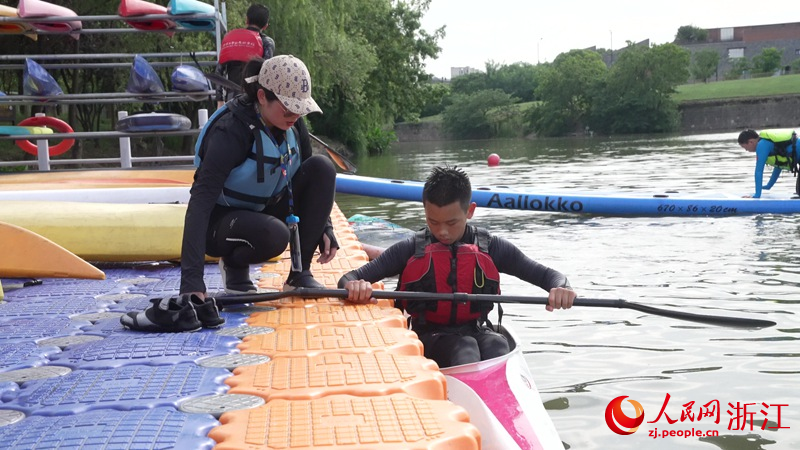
(399, 227), (500, 325)
(219, 28), (264, 64)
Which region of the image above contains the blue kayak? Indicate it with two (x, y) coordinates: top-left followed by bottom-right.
(335, 174), (800, 217)
(168, 0), (216, 30)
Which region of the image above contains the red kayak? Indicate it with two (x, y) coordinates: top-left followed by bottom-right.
(118, 0), (177, 35)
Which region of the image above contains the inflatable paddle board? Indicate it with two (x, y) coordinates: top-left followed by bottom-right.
(0, 168), (194, 189)
(116, 112), (192, 132)
(0, 169), (194, 203)
(0, 221), (105, 279)
(0, 126), (53, 136)
(0, 201), (187, 261)
(335, 174), (800, 217)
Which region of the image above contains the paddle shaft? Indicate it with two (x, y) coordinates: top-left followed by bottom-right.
(214, 289), (775, 329)
(202, 71), (356, 173)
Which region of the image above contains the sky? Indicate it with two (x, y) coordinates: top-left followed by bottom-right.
(419, 0), (794, 79)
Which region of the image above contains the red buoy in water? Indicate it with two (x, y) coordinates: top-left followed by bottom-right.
(487, 153), (500, 166)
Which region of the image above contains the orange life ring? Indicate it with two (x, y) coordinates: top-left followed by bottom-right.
(15, 116), (75, 156)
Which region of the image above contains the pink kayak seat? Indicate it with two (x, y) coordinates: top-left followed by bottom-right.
(17, 0), (82, 38)
(119, 0), (177, 36)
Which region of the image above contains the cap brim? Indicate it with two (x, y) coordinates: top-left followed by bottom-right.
(276, 94), (322, 116)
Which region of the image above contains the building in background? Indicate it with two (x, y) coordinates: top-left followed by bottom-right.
(682, 22), (800, 79)
(450, 66), (480, 79)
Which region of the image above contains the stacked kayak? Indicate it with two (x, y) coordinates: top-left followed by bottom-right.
(0, 4), (37, 40)
(118, 0), (177, 34)
(167, 0), (215, 30)
(17, 0), (82, 37)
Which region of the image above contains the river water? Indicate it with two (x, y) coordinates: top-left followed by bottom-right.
(334, 133), (799, 450)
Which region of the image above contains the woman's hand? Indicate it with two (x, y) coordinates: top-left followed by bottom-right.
(316, 232), (338, 264)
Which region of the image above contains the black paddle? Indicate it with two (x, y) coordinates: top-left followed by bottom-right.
(214, 289), (776, 329)
(201, 71), (357, 173)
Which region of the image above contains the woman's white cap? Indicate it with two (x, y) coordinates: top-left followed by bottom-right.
(245, 55), (322, 115)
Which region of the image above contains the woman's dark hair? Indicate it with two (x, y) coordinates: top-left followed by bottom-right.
(242, 57), (278, 102)
(738, 129), (759, 144)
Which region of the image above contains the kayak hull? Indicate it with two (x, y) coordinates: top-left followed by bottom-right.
(442, 326), (564, 450)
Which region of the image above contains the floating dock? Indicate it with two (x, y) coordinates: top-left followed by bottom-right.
(0, 205), (482, 449)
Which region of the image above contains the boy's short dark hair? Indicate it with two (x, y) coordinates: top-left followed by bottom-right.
(738, 129), (759, 144)
(422, 166), (472, 211)
(246, 4), (270, 29)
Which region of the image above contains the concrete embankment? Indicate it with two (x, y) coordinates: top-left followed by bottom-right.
(395, 95), (800, 142)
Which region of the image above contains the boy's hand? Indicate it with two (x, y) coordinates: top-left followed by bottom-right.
(344, 280), (376, 304)
(546, 287), (576, 312)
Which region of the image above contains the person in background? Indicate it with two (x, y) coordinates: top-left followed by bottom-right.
(215, 4), (275, 107)
(738, 129), (800, 198)
(122, 55), (338, 332)
(339, 166), (576, 368)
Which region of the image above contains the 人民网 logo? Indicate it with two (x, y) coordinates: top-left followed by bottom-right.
(605, 395), (645, 435)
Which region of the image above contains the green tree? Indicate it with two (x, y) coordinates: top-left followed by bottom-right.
(675, 25), (708, 44)
(690, 49), (720, 82)
(450, 72), (489, 96)
(725, 57), (752, 80)
(751, 47), (783, 75)
(442, 89), (515, 139)
(196, 0), (444, 154)
(491, 62), (541, 102)
(418, 82), (451, 118)
(590, 43), (690, 134)
(531, 49), (607, 136)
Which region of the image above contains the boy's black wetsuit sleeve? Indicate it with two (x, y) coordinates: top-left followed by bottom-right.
(488, 236), (571, 291)
(338, 231), (570, 292)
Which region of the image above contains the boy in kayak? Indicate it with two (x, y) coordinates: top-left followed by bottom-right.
(340, 166), (575, 368)
(737, 129), (799, 198)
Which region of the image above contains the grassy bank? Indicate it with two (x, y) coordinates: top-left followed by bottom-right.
(674, 74), (800, 102)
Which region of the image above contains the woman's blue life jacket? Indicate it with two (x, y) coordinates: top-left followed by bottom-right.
(194, 103), (301, 211)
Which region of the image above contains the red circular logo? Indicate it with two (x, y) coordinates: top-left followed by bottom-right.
(605, 395), (645, 435)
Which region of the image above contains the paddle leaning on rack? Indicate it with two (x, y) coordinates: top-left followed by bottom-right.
(201, 71), (357, 173)
(214, 289), (776, 329)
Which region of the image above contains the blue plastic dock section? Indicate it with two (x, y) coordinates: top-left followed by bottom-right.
(0, 407), (217, 449)
(3, 363), (230, 415)
(52, 331), (240, 369)
(0, 264), (241, 449)
(0, 342), (60, 372)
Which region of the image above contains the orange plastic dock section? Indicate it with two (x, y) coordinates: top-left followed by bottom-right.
(245, 304), (407, 329)
(209, 394), (481, 450)
(208, 204), (481, 450)
(225, 353), (446, 401)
